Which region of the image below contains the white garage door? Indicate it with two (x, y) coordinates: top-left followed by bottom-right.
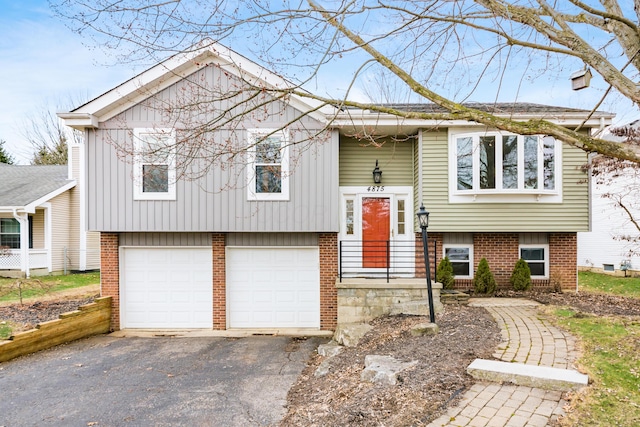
(227, 247), (320, 329)
(121, 247), (213, 329)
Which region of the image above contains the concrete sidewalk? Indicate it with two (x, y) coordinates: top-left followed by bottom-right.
(428, 298), (584, 427)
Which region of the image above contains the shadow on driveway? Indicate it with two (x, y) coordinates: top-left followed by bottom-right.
(0, 334), (326, 426)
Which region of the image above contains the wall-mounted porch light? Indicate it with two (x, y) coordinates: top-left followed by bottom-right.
(372, 160), (383, 184)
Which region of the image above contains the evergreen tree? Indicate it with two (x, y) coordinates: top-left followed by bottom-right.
(0, 140), (15, 164)
(473, 258), (497, 295)
(510, 259), (532, 291)
(436, 257), (455, 290)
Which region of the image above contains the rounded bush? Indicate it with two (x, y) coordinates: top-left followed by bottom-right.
(473, 258), (497, 294)
(510, 258), (532, 291)
(437, 257), (455, 290)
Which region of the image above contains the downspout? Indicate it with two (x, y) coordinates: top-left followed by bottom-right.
(12, 208), (30, 278)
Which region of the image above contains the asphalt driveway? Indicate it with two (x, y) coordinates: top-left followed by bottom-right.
(0, 334), (326, 426)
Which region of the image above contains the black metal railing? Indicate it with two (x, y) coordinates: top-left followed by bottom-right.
(338, 240), (416, 283)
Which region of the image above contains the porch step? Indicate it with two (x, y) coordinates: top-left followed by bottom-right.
(467, 359), (589, 391)
(440, 290), (470, 305)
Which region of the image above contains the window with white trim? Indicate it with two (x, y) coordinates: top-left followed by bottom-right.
(451, 131), (559, 201)
(345, 198), (355, 235)
(247, 129), (289, 201)
(0, 218), (33, 249)
(133, 128), (176, 200)
(443, 244), (473, 278)
(519, 244), (549, 278)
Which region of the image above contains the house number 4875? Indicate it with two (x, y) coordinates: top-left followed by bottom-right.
(367, 186), (385, 192)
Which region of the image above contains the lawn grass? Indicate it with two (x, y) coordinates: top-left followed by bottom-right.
(0, 321), (12, 340)
(578, 270), (640, 298)
(0, 271), (100, 303)
(551, 272), (640, 426)
(553, 308), (640, 426)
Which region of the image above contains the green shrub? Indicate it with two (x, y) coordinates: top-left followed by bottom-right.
(510, 258), (532, 291)
(473, 258), (497, 294)
(436, 257), (455, 290)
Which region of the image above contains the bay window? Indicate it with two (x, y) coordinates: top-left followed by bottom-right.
(451, 131), (560, 202)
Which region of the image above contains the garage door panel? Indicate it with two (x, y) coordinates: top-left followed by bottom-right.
(122, 248), (213, 329)
(227, 248), (320, 329)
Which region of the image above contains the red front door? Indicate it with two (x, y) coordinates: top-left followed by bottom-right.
(362, 197), (390, 268)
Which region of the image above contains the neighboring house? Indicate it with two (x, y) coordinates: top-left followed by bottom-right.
(578, 158), (640, 276)
(59, 41), (613, 332)
(0, 144), (100, 277)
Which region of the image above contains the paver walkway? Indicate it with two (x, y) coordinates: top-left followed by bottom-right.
(428, 298), (582, 427)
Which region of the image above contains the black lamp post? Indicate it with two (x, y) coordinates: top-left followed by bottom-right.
(417, 204), (435, 323)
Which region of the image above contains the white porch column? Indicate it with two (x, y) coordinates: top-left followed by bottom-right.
(12, 209), (30, 278)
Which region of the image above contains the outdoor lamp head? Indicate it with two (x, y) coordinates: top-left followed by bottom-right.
(416, 204), (430, 229)
(372, 160), (382, 184)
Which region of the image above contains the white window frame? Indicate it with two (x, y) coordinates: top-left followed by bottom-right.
(449, 129), (562, 203)
(519, 244), (549, 279)
(133, 128), (176, 201)
(443, 244), (474, 279)
(247, 128), (290, 201)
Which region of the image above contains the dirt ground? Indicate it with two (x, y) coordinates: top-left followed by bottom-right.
(2, 287), (640, 426)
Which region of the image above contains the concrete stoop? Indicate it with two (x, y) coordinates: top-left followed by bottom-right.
(467, 359), (589, 391)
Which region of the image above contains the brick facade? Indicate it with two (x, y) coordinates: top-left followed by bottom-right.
(415, 232), (577, 291)
(549, 233), (577, 290)
(100, 232), (120, 330)
(319, 233), (338, 330)
(212, 233), (226, 330)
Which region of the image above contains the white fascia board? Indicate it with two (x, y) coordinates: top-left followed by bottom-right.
(332, 111), (613, 133)
(57, 113), (99, 130)
(66, 40), (330, 125)
(23, 180), (77, 213)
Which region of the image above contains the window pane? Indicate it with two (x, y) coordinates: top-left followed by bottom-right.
(142, 165), (169, 193)
(141, 134), (172, 164)
(346, 199), (354, 235)
(457, 137), (473, 190)
(451, 262), (470, 276)
(397, 199), (405, 235)
(524, 136), (538, 189)
(445, 247), (470, 261)
(543, 136), (555, 190)
(521, 248), (544, 261)
(256, 165), (282, 193)
(528, 262), (545, 276)
(502, 135), (518, 189)
(0, 219), (20, 249)
(479, 136), (496, 189)
(1, 219), (19, 234)
(256, 137), (282, 163)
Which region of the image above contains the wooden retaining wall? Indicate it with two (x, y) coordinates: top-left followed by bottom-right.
(0, 297), (111, 363)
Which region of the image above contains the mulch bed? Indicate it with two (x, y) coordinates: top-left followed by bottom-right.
(0, 297), (96, 334)
(281, 305), (502, 426)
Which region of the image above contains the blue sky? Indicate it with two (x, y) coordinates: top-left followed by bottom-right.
(0, 1), (638, 164)
(0, 0), (135, 163)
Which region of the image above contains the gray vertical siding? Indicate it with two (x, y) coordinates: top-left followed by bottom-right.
(227, 232), (318, 246)
(87, 66), (339, 233)
(120, 232), (212, 246)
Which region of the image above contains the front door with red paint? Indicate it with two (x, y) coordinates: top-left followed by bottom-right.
(362, 197), (390, 268)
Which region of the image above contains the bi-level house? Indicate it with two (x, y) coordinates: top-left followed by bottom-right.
(59, 41), (613, 332)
